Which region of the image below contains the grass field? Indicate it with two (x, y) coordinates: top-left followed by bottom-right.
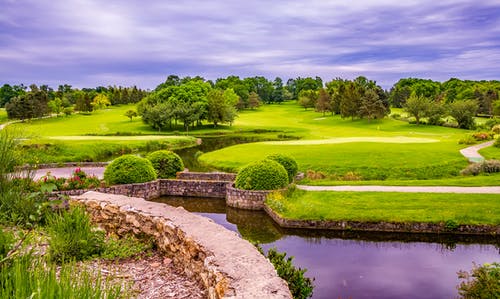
(480, 145), (500, 160)
(0, 108), (7, 124)
(199, 102), (471, 180)
(266, 189), (500, 225)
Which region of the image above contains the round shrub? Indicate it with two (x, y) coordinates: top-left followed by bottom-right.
(146, 150), (184, 178)
(104, 155), (157, 185)
(266, 154), (298, 183)
(235, 159), (288, 190)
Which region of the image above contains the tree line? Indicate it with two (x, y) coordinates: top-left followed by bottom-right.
(1, 84), (148, 120)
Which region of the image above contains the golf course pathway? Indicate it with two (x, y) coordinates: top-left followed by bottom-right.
(459, 140), (495, 162)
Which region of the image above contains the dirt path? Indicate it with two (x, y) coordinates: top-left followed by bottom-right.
(460, 140), (495, 162)
(297, 185), (500, 194)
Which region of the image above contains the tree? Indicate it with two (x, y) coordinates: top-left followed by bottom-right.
(425, 101), (446, 125)
(207, 88), (238, 127)
(359, 89), (387, 120)
(74, 91), (93, 113)
(124, 109), (138, 121)
(91, 94), (111, 110)
(403, 93), (430, 125)
(449, 99), (478, 129)
(48, 97), (63, 116)
(340, 82), (362, 119)
(141, 103), (172, 132)
(298, 90), (317, 110)
(315, 89), (331, 116)
(248, 92), (261, 109)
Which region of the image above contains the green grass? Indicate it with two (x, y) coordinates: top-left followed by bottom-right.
(266, 189), (500, 225)
(480, 144), (500, 160)
(17, 137), (196, 164)
(299, 173), (500, 186)
(0, 109), (7, 124)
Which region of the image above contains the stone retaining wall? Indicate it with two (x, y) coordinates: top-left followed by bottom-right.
(73, 192), (291, 299)
(177, 171), (236, 182)
(226, 185), (272, 210)
(263, 205), (500, 235)
(161, 179), (230, 198)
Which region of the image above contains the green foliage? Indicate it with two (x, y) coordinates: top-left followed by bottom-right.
(146, 150), (184, 178)
(461, 160), (500, 176)
(104, 154), (157, 185)
(267, 154), (298, 183)
(235, 159), (288, 190)
(124, 109), (137, 121)
(37, 169), (101, 191)
(100, 234), (153, 260)
(457, 263), (500, 299)
(0, 228), (13, 259)
(458, 135), (478, 145)
(472, 132), (493, 141)
(404, 93), (430, 125)
(0, 253), (123, 299)
(449, 99), (478, 129)
(47, 206), (105, 263)
(444, 219), (459, 231)
(0, 185), (54, 227)
(265, 247), (314, 299)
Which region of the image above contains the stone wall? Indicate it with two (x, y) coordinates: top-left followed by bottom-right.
(161, 179), (230, 198)
(73, 191), (291, 299)
(226, 185), (272, 210)
(177, 171), (236, 182)
(263, 205), (500, 235)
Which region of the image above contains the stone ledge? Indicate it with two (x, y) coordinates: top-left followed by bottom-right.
(226, 185), (272, 210)
(72, 191), (291, 299)
(177, 171), (236, 182)
(263, 205), (500, 235)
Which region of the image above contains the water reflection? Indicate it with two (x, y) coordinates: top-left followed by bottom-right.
(154, 197), (499, 299)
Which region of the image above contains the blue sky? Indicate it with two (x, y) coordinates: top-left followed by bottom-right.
(1, 0), (499, 89)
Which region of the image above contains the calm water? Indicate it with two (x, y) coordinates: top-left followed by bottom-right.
(154, 197), (500, 299)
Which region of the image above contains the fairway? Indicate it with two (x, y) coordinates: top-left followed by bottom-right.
(263, 136), (438, 145)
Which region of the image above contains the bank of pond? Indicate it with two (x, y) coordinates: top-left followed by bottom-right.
(155, 196), (499, 299)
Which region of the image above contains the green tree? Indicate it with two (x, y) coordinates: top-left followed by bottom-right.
(298, 90), (317, 110)
(315, 89), (331, 116)
(248, 92), (261, 109)
(48, 97), (63, 116)
(91, 94), (111, 110)
(124, 109), (138, 121)
(359, 89), (387, 120)
(141, 103), (172, 132)
(207, 88), (238, 127)
(449, 99), (478, 129)
(404, 93), (430, 125)
(339, 82), (362, 119)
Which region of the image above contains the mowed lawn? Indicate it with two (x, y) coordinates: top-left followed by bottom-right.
(0, 108), (7, 124)
(266, 190), (500, 225)
(480, 145), (500, 160)
(200, 102), (471, 179)
(11, 105), (153, 136)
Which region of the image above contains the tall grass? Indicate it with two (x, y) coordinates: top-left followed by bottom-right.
(0, 254), (123, 299)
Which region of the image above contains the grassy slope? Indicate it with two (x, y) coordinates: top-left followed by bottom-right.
(480, 145), (500, 160)
(200, 102), (470, 179)
(266, 190), (500, 225)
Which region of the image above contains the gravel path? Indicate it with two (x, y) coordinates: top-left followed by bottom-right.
(297, 185), (500, 194)
(459, 140), (495, 162)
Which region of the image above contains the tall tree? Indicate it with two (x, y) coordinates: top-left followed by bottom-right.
(359, 89), (387, 120)
(403, 93), (430, 125)
(315, 89), (331, 116)
(449, 99), (478, 129)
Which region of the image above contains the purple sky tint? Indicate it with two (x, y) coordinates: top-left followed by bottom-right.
(1, 0), (499, 89)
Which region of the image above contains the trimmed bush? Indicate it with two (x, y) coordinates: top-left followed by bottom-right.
(267, 154), (298, 183)
(235, 159), (288, 190)
(146, 150), (184, 179)
(104, 155), (156, 185)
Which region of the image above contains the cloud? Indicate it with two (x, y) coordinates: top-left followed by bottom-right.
(0, 0), (498, 88)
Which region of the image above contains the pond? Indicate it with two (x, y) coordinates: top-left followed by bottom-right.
(154, 197), (500, 299)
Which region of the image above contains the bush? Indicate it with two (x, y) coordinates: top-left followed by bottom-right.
(235, 159), (288, 190)
(458, 135), (477, 145)
(146, 150), (184, 179)
(472, 132), (493, 141)
(457, 262), (499, 299)
(492, 124), (500, 134)
(460, 160), (500, 176)
(265, 247), (314, 299)
(104, 155), (156, 185)
(47, 206), (105, 263)
(267, 154), (298, 183)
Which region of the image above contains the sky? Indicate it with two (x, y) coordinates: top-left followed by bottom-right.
(1, 0), (499, 89)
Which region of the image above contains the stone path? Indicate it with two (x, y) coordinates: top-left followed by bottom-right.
(459, 140), (495, 162)
(33, 167), (105, 180)
(297, 185), (500, 194)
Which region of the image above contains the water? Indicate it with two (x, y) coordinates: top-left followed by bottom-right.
(154, 197), (500, 299)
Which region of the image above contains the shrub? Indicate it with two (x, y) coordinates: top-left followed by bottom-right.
(146, 150), (184, 179)
(267, 154), (298, 183)
(47, 206), (105, 263)
(264, 247), (314, 299)
(485, 118), (500, 129)
(495, 137), (500, 148)
(460, 160), (500, 176)
(472, 132), (493, 141)
(457, 262), (499, 299)
(104, 155), (156, 185)
(458, 135), (477, 145)
(492, 124), (500, 134)
(235, 159), (288, 190)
